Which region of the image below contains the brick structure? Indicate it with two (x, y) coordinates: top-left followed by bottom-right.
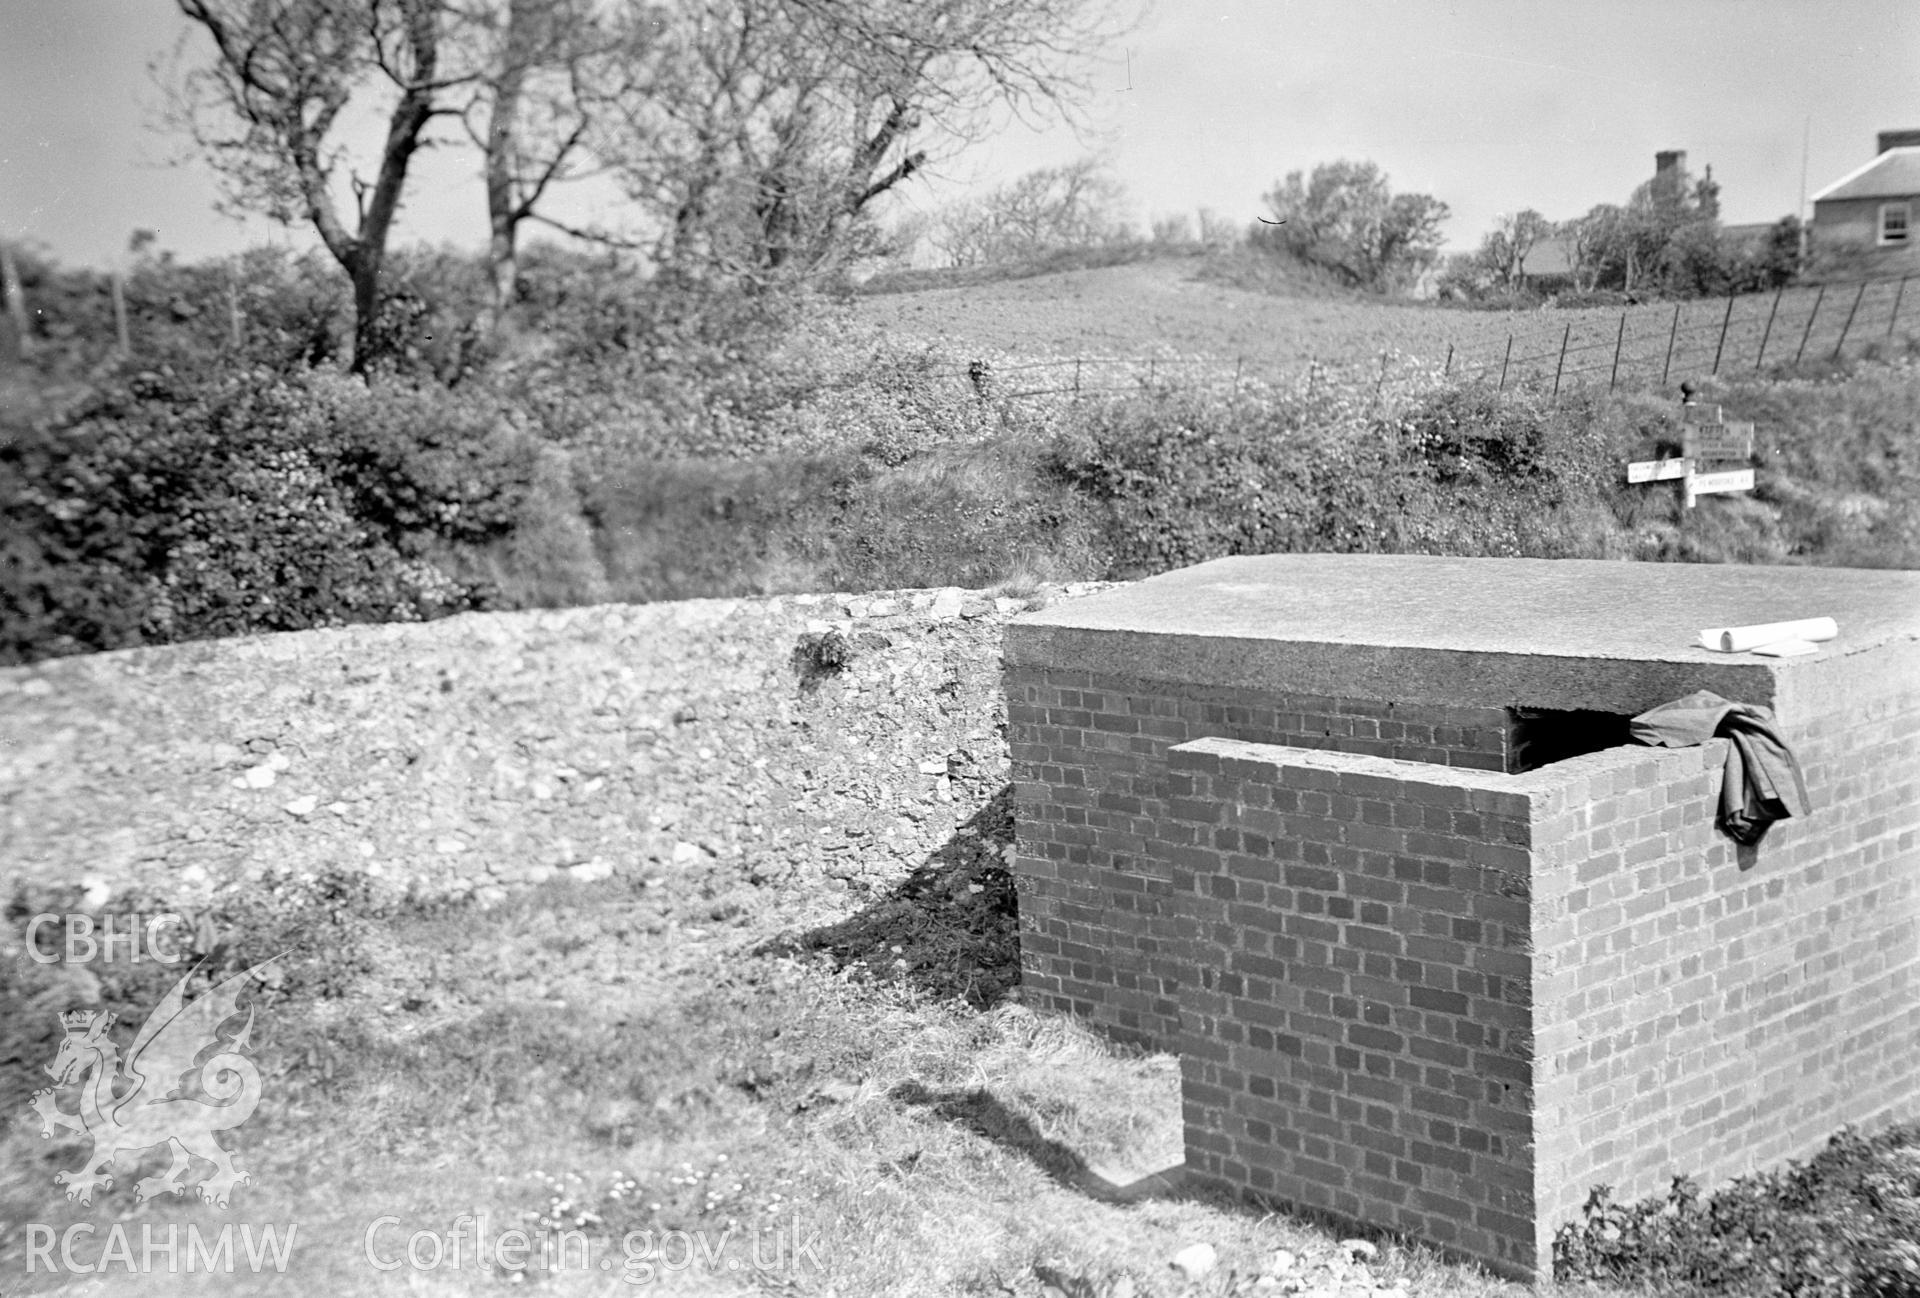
(1006, 554), (1920, 1278)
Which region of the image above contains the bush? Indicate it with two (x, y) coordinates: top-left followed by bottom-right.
(1042, 366), (1442, 576)
(583, 452), (856, 603)
(1553, 1124), (1920, 1296)
(0, 366), (550, 664)
(831, 436), (1105, 591)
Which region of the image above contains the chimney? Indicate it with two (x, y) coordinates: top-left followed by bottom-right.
(1877, 129), (1920, 154)
(1655, 150), (1686, 176)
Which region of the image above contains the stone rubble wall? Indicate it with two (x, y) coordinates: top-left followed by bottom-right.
(0, 586), (1110, 914)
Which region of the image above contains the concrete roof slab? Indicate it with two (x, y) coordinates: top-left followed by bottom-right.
(1008, 555), (1920, 716)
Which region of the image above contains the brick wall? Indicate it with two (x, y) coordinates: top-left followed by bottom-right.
(1530, 662), (1920, 1237)
(1007, 665), (1515, 1049)
(1164, 738), (1544, 1273)
(1162, 669), (1920, 1280)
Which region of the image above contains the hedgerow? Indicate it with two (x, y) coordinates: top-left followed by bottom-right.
(5, 243), (1917, 665)
(1, 366), (542, 663)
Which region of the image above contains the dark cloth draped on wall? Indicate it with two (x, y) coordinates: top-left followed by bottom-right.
(1630, 690), (1812, 845)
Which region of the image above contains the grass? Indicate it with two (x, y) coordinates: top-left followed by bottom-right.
(573, 353), (1920, 612)
(4, 858), (1628, 1298)
(851, 253), (1920, 397)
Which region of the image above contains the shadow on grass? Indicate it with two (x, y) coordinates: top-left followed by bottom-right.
(763, 784), (1021, 1008)
(891, 1079), (1186, 1205)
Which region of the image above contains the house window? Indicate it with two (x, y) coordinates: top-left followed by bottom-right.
(1881, 202), (1912, 246)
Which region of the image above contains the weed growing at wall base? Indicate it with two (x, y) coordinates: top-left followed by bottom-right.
(1553, 1123), (1920, 1296)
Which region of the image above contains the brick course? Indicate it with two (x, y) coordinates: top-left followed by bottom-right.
(1008, 666), (1514, 1048)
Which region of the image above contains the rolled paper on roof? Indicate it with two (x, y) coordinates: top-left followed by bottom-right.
(1696, 617), (1839, 653)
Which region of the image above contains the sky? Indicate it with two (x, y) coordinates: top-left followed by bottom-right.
(2, 0), (1918, 270)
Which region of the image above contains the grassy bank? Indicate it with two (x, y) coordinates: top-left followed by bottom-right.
(580, 353), (1920, 612)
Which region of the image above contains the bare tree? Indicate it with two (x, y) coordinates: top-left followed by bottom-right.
(929, 157), (1129, 267)
(599, 0), (1130, 283)
(1475, 208), (1554, 290)
(455, 0), (632, 323)
(171, 0), (470, 372)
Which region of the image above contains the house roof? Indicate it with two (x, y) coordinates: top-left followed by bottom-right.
(1811, 146), (1920, 203)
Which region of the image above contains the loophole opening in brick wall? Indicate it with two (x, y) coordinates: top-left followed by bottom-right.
(1506, 706), (1634, 773)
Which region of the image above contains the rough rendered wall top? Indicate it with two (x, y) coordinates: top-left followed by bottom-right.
(1008, 555), (1920, 716)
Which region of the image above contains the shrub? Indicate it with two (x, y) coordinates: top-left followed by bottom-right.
(0, 366), (548, 664)
(1042, 366), (1437, 575)
(1553, 1124), (1920, 1296)
(582, 452), (857, 603)
(830, 436), (1105, 591)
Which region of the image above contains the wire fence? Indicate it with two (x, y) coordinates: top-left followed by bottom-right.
(931, 269), (1919, 409)
(920, 355), (1251, 402)
(1441, 271), (1917, 397)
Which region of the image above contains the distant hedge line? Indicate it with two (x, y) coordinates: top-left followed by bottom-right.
(5, 258), (1916, 665)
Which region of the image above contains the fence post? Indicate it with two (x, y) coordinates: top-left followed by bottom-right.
(1073, 357), (1081, 395)
(227, 271), (243, 351)
(1498, 335), (1513, 391)
(1756, 285), (1784, 370)
(1660, 302), (1681, 386)
(111, 271), (131, 356)
(1443, 343), (1453, 376)
(1551, 322), (1571, 401)
(1793, 283), (1827, 365)
(1889, 274), (1910, 339)
(1710, 292), (1735, 374)
(1832, 281), (1869, 360)
(0, 242), (28, 361)
(1609, 312), (1626, 390)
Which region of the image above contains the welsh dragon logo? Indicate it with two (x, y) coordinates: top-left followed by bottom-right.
(27, 962), (272, 1208)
